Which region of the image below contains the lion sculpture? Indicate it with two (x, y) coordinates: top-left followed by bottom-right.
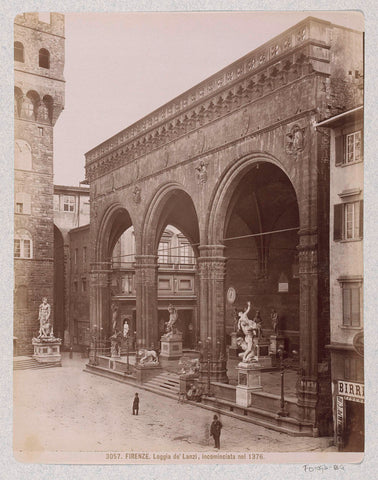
(138, 349), (159, 365)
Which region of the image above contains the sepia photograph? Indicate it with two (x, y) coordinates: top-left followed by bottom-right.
(11, 9), (366, 467)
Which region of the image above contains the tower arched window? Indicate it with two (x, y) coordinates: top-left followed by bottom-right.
(39, 48), (50, 69)
(14, 42), (24, 62)
(14, 229), (33, 259)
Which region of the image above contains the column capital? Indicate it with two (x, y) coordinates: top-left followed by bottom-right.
(198, 244), (226, 257)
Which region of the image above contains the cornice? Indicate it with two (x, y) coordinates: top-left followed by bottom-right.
(85, 18), (334, 182)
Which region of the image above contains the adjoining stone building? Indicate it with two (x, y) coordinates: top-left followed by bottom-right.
(14, 13), (65, 355)
(84, 16), (363, 436)
(53, 184), (90, 344)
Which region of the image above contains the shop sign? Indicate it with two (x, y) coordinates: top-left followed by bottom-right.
(337, 380), (364, 403)
(336, 395), (344, 437)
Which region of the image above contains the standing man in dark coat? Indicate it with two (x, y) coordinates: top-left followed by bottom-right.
(132, 393), (139, 415)
(210, 414), (222, 449)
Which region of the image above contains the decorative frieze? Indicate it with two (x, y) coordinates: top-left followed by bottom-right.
(85, 20), (331, 182)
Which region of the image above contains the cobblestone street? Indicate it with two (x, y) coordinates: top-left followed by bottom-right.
(14, 353), (335, 459)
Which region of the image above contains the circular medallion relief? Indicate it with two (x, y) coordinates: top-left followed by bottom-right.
(226, 286), (236, 305)
(353, 331), (364, 357)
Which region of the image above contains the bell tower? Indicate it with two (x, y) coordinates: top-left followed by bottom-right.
(14, 13), (65, 354)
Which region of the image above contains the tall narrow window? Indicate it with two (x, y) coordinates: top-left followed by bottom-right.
(14, 230), (33, 258)
(63, 195), (75, 212)
(334, 200), (363, 241)
(341, 281), (362, 327)
(15, 203), (23, 214)
(346, 131), (362, 164)
(158, 241), (170, 264)
(335, 130), (363, 166)
(39, 48), (50, 69)
(82, 246), (87, 264)
(14, 42), (24, 62)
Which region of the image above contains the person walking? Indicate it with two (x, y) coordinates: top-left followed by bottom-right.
(210, 414), (222, 449)
(132, 393), (139, 415)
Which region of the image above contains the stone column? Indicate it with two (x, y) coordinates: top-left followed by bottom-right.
(198, 245), (228, 383)
(89, 262), (111, 343)
(297, 231), (319, 425)
(134, 255), (158, 350)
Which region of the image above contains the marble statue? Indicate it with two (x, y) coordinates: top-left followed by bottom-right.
(123, 319), (129, 338)
(110, 330), (123, 357)
(271, 309), (279, 335)
(37, 297), (53, 338)
(111, 303), (119, 333)
(253, 310), (263, 338)
(164, 304), (178, 337)
(236, 301), (258, 363)
(138, 348), (159, 365)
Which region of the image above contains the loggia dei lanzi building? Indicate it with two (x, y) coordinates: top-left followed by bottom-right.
(14, 14), (364, 451)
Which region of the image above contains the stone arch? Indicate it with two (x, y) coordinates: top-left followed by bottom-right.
(22, 90), (40, 120)
(206, 152), (300, 244)
(39, 48), (50, 69)
(14, 41), (24, 62)
(141, 182), (200, 256)
(96, 202), (135, 263)
(14, 87), (23, 116)
(39, 94), (53, 123)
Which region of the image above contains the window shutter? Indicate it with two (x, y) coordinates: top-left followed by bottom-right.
(334, 203), (343, 241)
(343, 288), (351, 326)
(335, 135), (344, 166)
(359, 200), (363, 238)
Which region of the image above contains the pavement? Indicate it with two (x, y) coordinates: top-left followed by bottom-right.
(13, 352), (336, 457)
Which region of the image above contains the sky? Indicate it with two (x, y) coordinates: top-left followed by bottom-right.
(53, 11), (364, 186)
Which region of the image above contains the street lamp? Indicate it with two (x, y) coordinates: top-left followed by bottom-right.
(277, 347), (288, 417)
(126, 334), (130, 374)
(277, 348), (298, 417)
(206, 337), (212, 396)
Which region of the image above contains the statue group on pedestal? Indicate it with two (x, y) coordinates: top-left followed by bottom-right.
(36, 297), (56, 340)
(235, 301), (280, 364)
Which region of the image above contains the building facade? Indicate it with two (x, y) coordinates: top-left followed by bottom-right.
(317, 106), (364, 451)
(84, 17), (363, 435)
(53, 184), (90, 344)
(14, 13), (65, 355)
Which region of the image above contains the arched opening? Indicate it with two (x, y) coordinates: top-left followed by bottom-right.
(95, 206), (134, 344)
(39, 48), (50, 69)
(14, 41), (24, 62)
(54, 225), (65, 340)
(23, 90), (40, 120)
(141, 186), (200, 350)
(156, 225), (197, 349)
(14, 87), (23, 117)
(208, 158), (300, 385)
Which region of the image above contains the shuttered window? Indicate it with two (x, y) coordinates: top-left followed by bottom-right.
(334, 200), (363, 241)
(335, 130), (363, 166)
(342, 282), (361, 327)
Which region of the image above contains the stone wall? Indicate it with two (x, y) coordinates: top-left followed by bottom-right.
(14, 13), (65, 355)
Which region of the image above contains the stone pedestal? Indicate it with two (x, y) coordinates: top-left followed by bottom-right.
(255, 339), (272, 368)
(135, 363), (163, 384)
(160, 332), (183, 360)
(235, 363), (262, 407)
(269, 335), (286, 355)
(32, 337), (62, 364)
